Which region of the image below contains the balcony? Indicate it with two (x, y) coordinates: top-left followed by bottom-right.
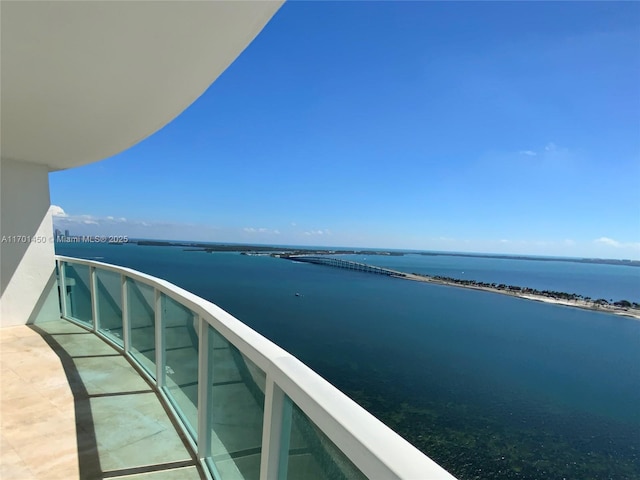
(0, 255), (455, 480)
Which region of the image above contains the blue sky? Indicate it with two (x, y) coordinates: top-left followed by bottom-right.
(50, 2), (640, 259)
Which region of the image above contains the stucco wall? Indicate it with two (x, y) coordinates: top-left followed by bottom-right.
(0, 158), (60, 326)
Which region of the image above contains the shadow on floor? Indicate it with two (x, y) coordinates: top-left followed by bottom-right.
(29, 320), (205, 480)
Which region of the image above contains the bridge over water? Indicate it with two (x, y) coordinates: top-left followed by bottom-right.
(288, 256), (407, 277)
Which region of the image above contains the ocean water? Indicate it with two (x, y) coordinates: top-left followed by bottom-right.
(56, 243), (640, 479)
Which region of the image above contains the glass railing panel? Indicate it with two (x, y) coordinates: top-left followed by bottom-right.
(96, 269), (123, 346)
(128, 278), (156, 377)
(162, 294), (198, 437)
(282, 398), (367, 480)
(63, 262), (92, 326)
(207, 325), (266, 480)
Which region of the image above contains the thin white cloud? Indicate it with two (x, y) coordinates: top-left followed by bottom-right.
(52, 207), (135, 228)
(595, 237), (621, 247)
(544, 142), (572, 158)
(518, 142), (569, 159)
(102, 216), (128, 223)
(50, 209), (230, 241)
(516, 142), (569, 160)
(243, 227), (280, 235)
(52, 212), (102, 225)
(508, 141), (575, 174)
(593, 237), (640, 251)
(304, 229), (331, 236)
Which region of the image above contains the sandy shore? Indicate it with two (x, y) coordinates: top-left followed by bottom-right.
(396, 273), (640, 320)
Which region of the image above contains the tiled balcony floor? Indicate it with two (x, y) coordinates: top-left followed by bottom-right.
(0, 319), (204, 480)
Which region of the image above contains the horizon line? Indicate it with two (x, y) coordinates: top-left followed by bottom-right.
(57, 236), (640, 263)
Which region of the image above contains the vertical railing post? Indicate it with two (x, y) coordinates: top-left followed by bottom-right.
(260, 378), (290, 480)
(279, 394), (292, 480)
(197, 315), (212, 459)
(58, 260), (68, 319)
(122, 275), (130, 353)
(90, 266), (99, 333)
(155, 289), (165, 387)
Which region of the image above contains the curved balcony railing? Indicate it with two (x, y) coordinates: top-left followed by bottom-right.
(56, 255), (456, 480)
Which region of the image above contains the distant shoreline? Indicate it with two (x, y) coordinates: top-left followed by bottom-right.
(277, 253), (640, 320)
(131, 241), (640, 318)
(395, 272), (640, 321)
(414, 251), (640, 267)
(133, 240), (640, 268)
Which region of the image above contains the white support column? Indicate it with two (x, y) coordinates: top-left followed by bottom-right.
(155, 289), (165, 387)
(197, 315), (212, 459)
(0, 158), (60, 326)
(260, 378), (290, 480)
(122, 275), (130, 352)
(90, 266), (99, 332)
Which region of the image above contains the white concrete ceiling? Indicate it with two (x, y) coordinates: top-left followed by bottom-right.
(1, 0), (283, 171)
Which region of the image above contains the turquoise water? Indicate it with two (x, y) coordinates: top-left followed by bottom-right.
(57, 243), (640, 479)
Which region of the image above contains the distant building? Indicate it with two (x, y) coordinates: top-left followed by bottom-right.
(54, 228), (61, 239)
(64, 229), (70, 237)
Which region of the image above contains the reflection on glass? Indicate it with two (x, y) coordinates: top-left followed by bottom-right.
(207, 326), (266, 480)
(96, 269), (123, 346)
(128, 279), (156, 377)
(282, 399), (367, 480)
(162, 294), (199, 437)
(64, 262), (92, 326)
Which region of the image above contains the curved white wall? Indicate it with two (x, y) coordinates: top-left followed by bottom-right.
(1, 1), (283, 171)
